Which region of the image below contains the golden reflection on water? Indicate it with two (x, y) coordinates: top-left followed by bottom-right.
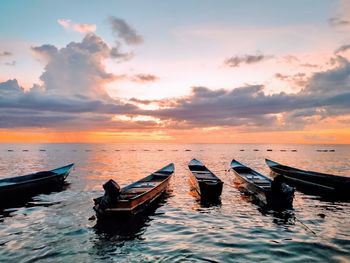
(0, 143), (349, 262)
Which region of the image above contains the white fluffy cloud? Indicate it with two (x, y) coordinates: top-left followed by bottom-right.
(31, 34), (124, 99)
(58, 19), (96, 33)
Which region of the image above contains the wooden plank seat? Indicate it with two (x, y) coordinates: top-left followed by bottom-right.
(192, 170), (211, 174)
(199, 179), (219, 183)
(125, 187), (151, 194)
(252, 179), (270, 184)
(194, 173), (215, 180)
(119, 193), (137, 199)
(132, 182), (159, 188)
(253, 183), (270, 186)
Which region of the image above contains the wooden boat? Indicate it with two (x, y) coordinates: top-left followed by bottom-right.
(0, 163), (74, 204)
(266, 159), (350, 197)
(94, 163), (174, 218)
(94, 192), (169, 239)
(188, 159), (223, 201)
(230, 159), (294, 209)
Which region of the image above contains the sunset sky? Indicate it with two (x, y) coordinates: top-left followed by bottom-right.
(1, 0), (350, 143)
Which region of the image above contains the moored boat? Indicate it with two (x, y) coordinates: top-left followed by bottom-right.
(0, 163), (74, 205)
(230, 159), (294, 209)
(93, 163), (174, 218)
(188, 159), (223, 201)
(265, 159), (350, 197)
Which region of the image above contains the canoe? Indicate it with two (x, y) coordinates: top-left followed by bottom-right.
(188, 159), (223, 201)
(93, 163), (174, 218)
(230, 159), (294, 209)
(265, 159), (350, 197)
(0, 163), (74, 203)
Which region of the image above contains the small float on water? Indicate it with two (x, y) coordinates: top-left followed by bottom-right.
(93, 163), (174, 218)
(230, 159), (294, 209)
(188, 159), (223, 201)
(266, 159), (350, 198)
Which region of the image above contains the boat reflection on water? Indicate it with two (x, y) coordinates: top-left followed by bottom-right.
(189, 181), (222, 208)
(0, 163), (73, 210)
(258, 207), (295, 226)
(234, 181), (295, 225)
(93, 190), (171, 242)
(0, 197), (63, 222)
(0, 181), (70, 213)
(265, 159), (350, 200)
(267, 170), (350, 202)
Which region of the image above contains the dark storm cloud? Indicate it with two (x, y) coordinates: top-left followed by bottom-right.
(0, 79), (23, 95)
(0, 110), (75, 128)
(224, 54), (272, 67)
(0, 79), (143, 129)
(143, 85), (308, 129)
(136, 57), (350, 130)
(0, 79), (138, 115)
(3, 55), (350, 131)
(0, 108), (159, 130)
(108, 17), (143, 45)
(2, 25), (350, 132)
(302, 56), (350, 95)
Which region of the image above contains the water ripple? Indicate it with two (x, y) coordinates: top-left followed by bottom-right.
(0, 143), (349, 262)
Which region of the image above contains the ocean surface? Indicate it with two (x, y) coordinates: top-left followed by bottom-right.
(0, 143), (349, 262)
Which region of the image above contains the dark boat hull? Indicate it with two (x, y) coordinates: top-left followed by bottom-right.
(231, 160), (294, 210)
(189, 171), (223, 201)
(98, 175), (172, 217)
(94, 163), (174, 218)
(234, 174), (293, 209)
(188, 159), (223, 201)
(94, 192), (169, 238)
(266, 159), (350, 197)
(0, 164), (73, 205)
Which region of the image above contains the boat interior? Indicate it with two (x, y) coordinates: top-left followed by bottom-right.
(119, 174), (168, 200)
(189, 165), (218, 181)
(233, 166), (271, 188)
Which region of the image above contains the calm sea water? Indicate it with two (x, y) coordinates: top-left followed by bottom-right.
(0, 143), (349, 262)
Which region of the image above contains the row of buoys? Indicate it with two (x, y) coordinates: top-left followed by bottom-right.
(244, 149), (336, 152)
(5, 148), (336, 153)
(240, 149), (298, 152)
(5, 149), (192, 152)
